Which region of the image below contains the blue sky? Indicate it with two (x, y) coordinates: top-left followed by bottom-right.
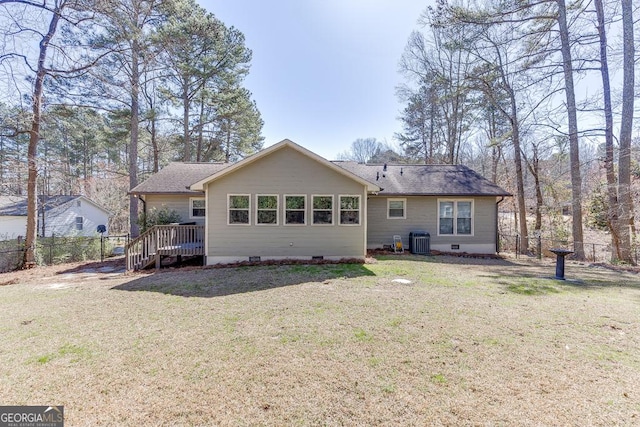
(202, 0), (432, 160)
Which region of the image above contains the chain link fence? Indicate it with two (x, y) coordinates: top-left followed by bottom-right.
(499, 233), (637, 263)
(0, 234), (129, 273)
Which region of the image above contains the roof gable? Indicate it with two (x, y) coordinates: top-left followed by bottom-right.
(189, 139), (380, 192)
(0, 195), (111, 217)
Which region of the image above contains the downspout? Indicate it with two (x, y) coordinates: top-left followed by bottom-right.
(495, 196), (505, 253)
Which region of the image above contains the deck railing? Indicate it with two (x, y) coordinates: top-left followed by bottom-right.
(126, 224), (205, 271)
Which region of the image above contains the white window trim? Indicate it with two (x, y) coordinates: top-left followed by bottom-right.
(311, 194), (334, 226)
(227, 194), (251, 226)
(387, 198), (407, 220)
(75, 216), (84, 231)
(189, 197), (206, 219)
(256, 194), (279, 226)
(283, 194), (307, 226)
(338, 194), (361, 226)
(437, 198), (474, 236)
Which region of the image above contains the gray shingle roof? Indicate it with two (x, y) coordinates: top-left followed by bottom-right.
(129, 162), (230, 194)
(129, 161), (510, 197)
(0, 195), (84, 216)
(334, 162), (511, 196)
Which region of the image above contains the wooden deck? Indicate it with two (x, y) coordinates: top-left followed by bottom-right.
(126, 224), (205, 271)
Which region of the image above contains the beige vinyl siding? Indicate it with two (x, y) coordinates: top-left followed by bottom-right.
(205, 146), (367, 260)
(367, 196), (498, 253)
(144, 194), (206, 226)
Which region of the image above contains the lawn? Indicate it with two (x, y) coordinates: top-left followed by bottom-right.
(0, 255), (639, 426)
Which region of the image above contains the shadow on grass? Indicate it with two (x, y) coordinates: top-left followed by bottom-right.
(486, 270), (640, 294)
(111, 262), (376, 298)
(373, 253), (519, 267)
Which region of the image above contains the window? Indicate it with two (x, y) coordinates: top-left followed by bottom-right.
(256, 195), (278, 225)
(312, 195), (333, 225)
(439, 200), (473, 235)
(190, 197), (206, 218)
(228, 195), (250, 225)
(284, 195), (306, 225)
(76, 200), (81, 207)
(387, 198), (406, 219)
(75, 216), (83, 231)
(339, 195), (360, 225)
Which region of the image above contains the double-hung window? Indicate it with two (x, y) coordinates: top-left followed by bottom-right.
(312, 195), (333, 225)
(284, 195), (306, 225)
(75, 216), (83, 231)
(256, 195), (278, 225)
(190, 197), (206, 218)
(228, 195), (250, 225)
(438, 200), (473, 235)
(339, 195), (360, 225)
(387, 198), (406, 219)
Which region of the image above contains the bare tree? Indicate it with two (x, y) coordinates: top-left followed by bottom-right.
(617, 0), (635, 263)
(336, 138), (382, 163)
(0, 0), (98, 266)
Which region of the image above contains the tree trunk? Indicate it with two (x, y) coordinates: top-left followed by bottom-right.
(617, 0), (635, 263)
(594, 0), (622, 261)
(23, 4), (62, 268)
(557, 0), (585, 259)
(182, 78), (191, 162)
(509, 92), (529, 254)
(129, 40), (140, 238)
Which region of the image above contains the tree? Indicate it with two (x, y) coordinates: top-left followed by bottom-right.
(616, 0), (635, 263)
(156, 0), (252, 162)
(0, 0), (99, 266)
(337, 138), (383, 163)
(556, 0), (585, 259)
(92, 0), (165, 238)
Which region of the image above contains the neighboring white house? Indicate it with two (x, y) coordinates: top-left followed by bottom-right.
(0, 195), (111, 240)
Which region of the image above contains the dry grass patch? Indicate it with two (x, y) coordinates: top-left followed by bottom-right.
(0, 255), (639, 425)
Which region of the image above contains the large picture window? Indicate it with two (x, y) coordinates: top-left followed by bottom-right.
(284, 195), (306, 225)
(339, 195), (360, 225)
(228, 195), (250, 225)
(190, 197), (206, 218)
(439, 200), (473, 235)
(256, 195), (278, 225)
(387, 198), (406, 219)
(312, 195), (333, 225)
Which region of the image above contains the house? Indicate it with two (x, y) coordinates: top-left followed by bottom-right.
(128, 139), (510, 269)
(0, 195), (111, 240)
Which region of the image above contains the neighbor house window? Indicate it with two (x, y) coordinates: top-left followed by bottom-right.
(439, 200), (473, 235)
(256, 195), (278, 225)
(387, 198), (406, 219)
(284, 195), (306, 225)
(228, 195), (250, 225)
(312, 195), (333, 225)
(75, 216), (83, 231)
(339, 195), (360, 225)
(190, 197), (206, 218)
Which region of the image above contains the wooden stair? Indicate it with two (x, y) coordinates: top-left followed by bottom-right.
(126, 224), (205, 271)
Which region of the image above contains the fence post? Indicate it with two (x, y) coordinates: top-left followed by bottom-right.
(100, 235), (104, 263)
(50, 233), (54, 265)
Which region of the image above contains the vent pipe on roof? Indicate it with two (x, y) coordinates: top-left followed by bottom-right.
(376, 171), (379, 181)
(400, 167), (403, 176)
(383, 163), (387, 171)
